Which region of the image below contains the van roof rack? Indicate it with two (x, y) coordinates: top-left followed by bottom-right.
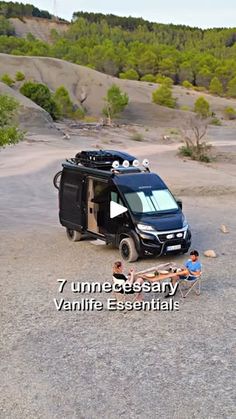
(68, 149), (137, 170)
(66, 149), (150, 174)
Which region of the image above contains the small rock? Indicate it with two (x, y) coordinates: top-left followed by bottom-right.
(220, 224), (229, 234)
(204, 249), (217, 258)
(62, 132), (70, 140)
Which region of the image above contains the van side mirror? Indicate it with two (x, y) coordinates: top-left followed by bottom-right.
(176, 199), (182, 210)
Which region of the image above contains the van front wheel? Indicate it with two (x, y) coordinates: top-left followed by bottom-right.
(66, 228), (82, 242)
(119, 237), (138, 262)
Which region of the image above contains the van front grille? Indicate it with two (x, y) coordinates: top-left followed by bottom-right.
(158, 231), (184, 242)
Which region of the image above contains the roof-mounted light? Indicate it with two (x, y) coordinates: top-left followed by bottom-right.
(123, 160), (130, 168)
(132, 159), (140, 167)
(112, 160), (120, 169)
(142, 159), (149, 168)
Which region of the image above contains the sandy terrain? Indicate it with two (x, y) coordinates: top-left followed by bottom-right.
(1, 54), (236, 131)
(0, 125), (236, 418)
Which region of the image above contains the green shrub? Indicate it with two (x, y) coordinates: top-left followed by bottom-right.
(210, 116), (222, 126)
(180, 105), (191, 111)
(1, 73), (15, 87)
(0, 94), (24, 147)
(224, 106), (236, 120)
(209, 77), (223, 96)
(53, 86), (74, 117)
(156, 74), (173, 87)
(193, 86), (206, 92)
(103, 84), (129, 121)
(152, 85), (176, 108)
(119, 69), (139, 80)
(15, 71), (25, 82)
(182, 80), (193, 89)
(226, 76), (236, 98)
(0, 126), (24, 147)
(72, 107), (86, 120)
(194, 96), (210, 118)
(20, 81), (59, 120)
(0, 94), (19, 126)
(141, 74), (156, 83)
(131, 132), (144, 141)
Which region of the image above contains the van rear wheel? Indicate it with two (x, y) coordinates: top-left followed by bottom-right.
(66, 228), (82, 242)
(119, 237), (138, 262)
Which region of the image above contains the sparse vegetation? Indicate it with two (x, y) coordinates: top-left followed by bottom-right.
(0, 93), (24, 147)
(72, 108), (86, 120)
(168, 128), (180, 135)
(156, 75), (173, 87)
(152, 85), (176, 108)
(194, 96), (210, 118)
(182, 80), (193, 89)
(130, 132), (144, 141)
(179, 117), (212, 162)
(209, 77), (223, 96)
(193, 86), (206, 92)
(20, 81), (59, 119)
(226, 76), (236, 98)
(53, 86), (74, 118)
(83, 115), (98, 123)
(15, 71), (25, 81)
(224, 106), (236, 120)
(1, 73), (15, 87)
(103, 84), (129, 123)
(210, 116), (222, 126)
(141, 74), (156, 83)
(180, 105), (191, 111)
(119, 69), (139, 80)
(0, 15), (15, 35)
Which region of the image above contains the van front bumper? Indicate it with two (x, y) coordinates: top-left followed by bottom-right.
(137, 227), (191, 257)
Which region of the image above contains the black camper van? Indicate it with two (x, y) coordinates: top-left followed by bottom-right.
(54, 150), (191, 262)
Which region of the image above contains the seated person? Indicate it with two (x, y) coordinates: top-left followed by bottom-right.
(112, 261), (143, 302)
(181, 249), (202, 280)
(166, 250), (202, 297)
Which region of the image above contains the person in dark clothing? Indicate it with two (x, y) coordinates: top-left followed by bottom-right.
(112, 261), (143, 301)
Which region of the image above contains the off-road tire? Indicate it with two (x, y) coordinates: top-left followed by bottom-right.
(119, 237), (138, 262)
(66, 228), (82, 242)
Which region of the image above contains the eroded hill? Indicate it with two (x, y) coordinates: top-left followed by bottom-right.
(1, 53), (236, 130)
(9, 17), (69, 43)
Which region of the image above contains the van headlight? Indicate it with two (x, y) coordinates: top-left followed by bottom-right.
(137, 223), (155, 232)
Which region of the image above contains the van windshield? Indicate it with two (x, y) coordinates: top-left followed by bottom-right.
(124, 188), (178, 214)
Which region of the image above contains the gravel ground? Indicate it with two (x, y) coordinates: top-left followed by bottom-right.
(0, 133), (236, 418)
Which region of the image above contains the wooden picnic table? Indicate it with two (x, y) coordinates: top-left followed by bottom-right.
(140, 270), (188, 282)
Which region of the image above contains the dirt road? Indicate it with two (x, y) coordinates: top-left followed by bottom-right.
(0, 130), (235, 418)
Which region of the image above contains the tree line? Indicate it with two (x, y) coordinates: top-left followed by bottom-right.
(1, 9), (236, 96)
(0, 1), (52, 19)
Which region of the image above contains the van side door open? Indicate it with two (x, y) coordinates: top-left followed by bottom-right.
(87, 177), (109, 236)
